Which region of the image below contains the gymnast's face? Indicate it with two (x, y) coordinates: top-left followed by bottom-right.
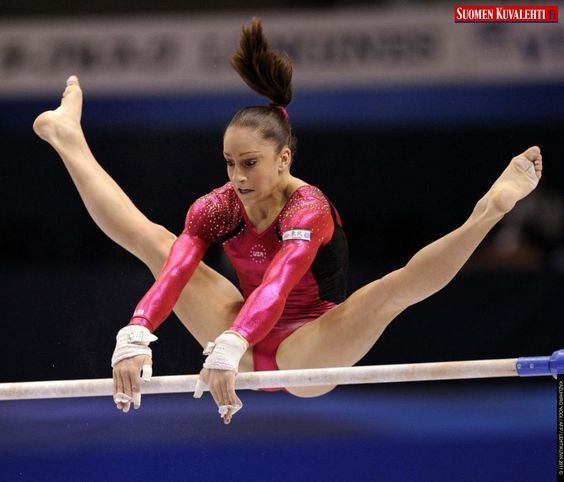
(223, 126), (291, 204)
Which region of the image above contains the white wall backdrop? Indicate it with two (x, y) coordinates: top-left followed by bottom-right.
(1, 5), (564, 98)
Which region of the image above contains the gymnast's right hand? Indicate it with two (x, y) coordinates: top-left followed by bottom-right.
(111, 325), (158, 413)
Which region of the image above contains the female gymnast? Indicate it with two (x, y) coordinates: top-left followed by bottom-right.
(33, 19), (543, 424)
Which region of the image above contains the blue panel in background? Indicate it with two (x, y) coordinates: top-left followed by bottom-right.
(2, 82), (564, 130)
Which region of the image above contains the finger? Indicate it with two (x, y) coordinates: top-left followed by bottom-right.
(113, 371), (118, 402)
(119, 371), (132, 413)
(219, 379), (237, 424)
(223, 399), (243, 420)
(194, 369), (210, 398)
(208, 383), (224, 409)
(232, 395), (243, 416)
(226, 376), (238, 405)
(141, 360), (152, 382)
(226, 375), (242, 416)
(115, 370), (125, 411)
(113, 373), (122, 410)
(113, 391), (132, 414)
(121, 393), (131, 413)
(219, 372), (234, 402)
(113, 392), (132, 403)
(131, 377), (141, 411)
(133, 391), (142, 410)
(206, 374), (228, 412)
(122, 370), (133, 399)
(224, 407), (232, 425)
(219, 383), (231, 408)
(115, 369), (123, 396)
(218, 405), (232, 420)
(193, 377), (206, 399)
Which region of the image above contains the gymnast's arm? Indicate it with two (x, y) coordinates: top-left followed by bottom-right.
(127, 190), (230, 331)
(111, 200), (212, 412)
(233, 212), (333, 345)
(229, 239), (321, 344)
(196, 199), (334, 420)
(127, 231), (209, 331)
(127, 202), (212, 331)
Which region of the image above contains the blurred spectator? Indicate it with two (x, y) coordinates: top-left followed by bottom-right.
(468, 187), (564, 272)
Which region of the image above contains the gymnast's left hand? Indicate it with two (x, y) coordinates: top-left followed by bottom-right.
(193, 331), (248, 424)
(196, 368), (241, 424)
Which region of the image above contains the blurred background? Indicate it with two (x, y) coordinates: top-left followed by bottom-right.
(2, 0), (562, 381)
(0, 2), (562, 481)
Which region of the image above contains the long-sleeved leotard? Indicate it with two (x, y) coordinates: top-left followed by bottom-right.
(129, 182), (348, 373)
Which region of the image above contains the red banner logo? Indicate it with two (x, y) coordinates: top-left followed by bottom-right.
(454, 5), (559, 23)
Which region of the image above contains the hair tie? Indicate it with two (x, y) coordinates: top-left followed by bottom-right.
(269, 103), (289, 120)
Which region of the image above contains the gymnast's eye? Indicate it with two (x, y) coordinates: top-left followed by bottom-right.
(244, 159), (257, 167)
(225, 160), (235, 167)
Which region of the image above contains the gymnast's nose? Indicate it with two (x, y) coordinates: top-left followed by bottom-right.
(233, 165), (247, 184)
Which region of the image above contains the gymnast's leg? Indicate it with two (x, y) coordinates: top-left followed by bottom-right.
(277, 146), (543, 396)
(33, 76), (251, 369)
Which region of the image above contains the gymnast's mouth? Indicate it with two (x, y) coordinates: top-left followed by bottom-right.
(238, 188), (254, 195)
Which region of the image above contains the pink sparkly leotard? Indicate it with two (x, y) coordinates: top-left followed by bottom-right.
(129, 182), (348, 379)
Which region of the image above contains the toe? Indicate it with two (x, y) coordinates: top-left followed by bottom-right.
(62, 75), (82, 98)
(66, 75), (79, 86)
(513, 147), (540, 171)
(522, 146), (540, 161)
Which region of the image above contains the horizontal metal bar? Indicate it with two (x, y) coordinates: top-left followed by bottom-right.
(0, 357), (522, 401)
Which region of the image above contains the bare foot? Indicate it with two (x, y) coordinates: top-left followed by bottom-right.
(33, 75), (83, 146)
(483, 146), (543, 215)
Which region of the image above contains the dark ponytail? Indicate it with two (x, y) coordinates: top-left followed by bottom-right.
(231, 17), (292, 107)
(227, 18), (298, 157)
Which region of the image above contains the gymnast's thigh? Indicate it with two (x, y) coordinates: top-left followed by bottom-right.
(276, 278), (404, 397)
(172, 262), (245, 351)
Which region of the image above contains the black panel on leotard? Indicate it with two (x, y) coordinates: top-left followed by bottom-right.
(310, 201), (349, 304)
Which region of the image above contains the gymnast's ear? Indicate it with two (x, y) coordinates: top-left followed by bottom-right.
(279, 146), (291, 171)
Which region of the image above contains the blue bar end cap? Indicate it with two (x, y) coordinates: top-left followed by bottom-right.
(516, 356), (550, 377)
(517, 350), (564, 378)
(549, 349), (564, 379)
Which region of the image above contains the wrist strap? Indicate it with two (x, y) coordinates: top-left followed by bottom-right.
(111, 325), (158, 367)
(202, 331), (248, 372)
